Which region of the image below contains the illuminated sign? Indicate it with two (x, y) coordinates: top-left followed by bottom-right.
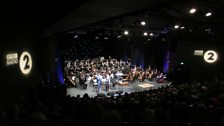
(6, 53), (18, 65)
(203, 50), (218, 63)
(19, 51), (32, 75)
(194, 50), (204, 56)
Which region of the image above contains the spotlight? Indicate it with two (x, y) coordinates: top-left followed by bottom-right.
(141, 21), (146, 26)
(180, 62), (184, 65)
(117, 35), (122, 39)
(124, 30), (129, 35)
(174, 25), (179, 29)
(205, 12), (212, 17)
(143, 32), (148, 36)
(189, 8), (197, 14)
(205, 28), (211, 34)
(73, 35), (78, 38)
(149, 33), (154, 37)
(181, 26), (185, 29)
(95, 36), (99, 39)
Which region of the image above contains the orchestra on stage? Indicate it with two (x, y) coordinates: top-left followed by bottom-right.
(64, 57), (165, 93)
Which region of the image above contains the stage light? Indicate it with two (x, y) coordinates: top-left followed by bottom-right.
(73, 35), (78, 38)
(117, 35), (122, 38)
(180, 62), (184, 65)
(205, 28), (212, 34)
(205, 12), (212, 17)
(149, 33), (154, 37)
(181, 26), (185, 29)
(95, 36), (99, 39)
(141, 21), (146, 26)
(124, 30), (129, 35)
(104, 37), (108, 40)
(174, 25), (179, 29)
(189, 8), (196, 14)
(205, 28), (211, 31)
(143, 32), (148, 36)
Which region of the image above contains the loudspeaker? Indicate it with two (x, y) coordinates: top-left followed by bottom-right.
(107, 91), (115, 96)
(97, 92), (106, 97)
(116, 90), (123, 94)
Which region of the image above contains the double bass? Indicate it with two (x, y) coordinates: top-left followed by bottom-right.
(138, 71), (145, 82)
(145, 70), (152, 80)
(127, 71), (134, 83)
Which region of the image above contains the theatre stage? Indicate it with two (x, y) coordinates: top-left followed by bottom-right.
(67, 80), (169, 98)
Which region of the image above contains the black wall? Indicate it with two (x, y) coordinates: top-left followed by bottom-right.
(0, 31), (56, 101)
(174, 31), (224, 81)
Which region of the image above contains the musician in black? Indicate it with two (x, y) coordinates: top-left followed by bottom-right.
(79, 71), (86, 89)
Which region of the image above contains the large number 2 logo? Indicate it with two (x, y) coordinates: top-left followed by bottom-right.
(19, 51), (32, 75)
(23, 55), (30, 70)
(204, 50), (218, 63)
(207, 52), (214, 61)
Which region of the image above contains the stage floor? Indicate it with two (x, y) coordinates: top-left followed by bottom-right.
(67, 80), (169, 98)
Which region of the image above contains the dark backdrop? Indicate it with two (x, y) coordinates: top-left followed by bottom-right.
(174, 30), (224, 81)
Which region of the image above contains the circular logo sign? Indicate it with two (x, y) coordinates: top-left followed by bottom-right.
(19, 51), (32, 75)
(203, 50), (218, 63)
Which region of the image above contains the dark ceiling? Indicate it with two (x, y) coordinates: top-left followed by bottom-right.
(0, 0), (223, 37)
(0, 1), (88, 34)
(68, 0), (224, 38)
(44, 0), (172, 36)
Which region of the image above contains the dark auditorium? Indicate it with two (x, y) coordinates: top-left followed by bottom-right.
(0, 0), (224, 125)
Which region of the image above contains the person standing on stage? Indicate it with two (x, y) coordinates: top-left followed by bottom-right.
(79, 71), (86, 89)
(105, 71), (111, 92)
(96, 73), (102, 93)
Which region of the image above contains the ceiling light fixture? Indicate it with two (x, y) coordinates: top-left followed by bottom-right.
(141, 21), (146, 26)
(174, 25), (179, 29)
(205, 12), (212, 17)
(189, 8), (197, 14)
(73, 35), (78, 38)
(124, 30), (129, 35)
(117, 35), (122, 39)
(143, 32), (148, 36)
